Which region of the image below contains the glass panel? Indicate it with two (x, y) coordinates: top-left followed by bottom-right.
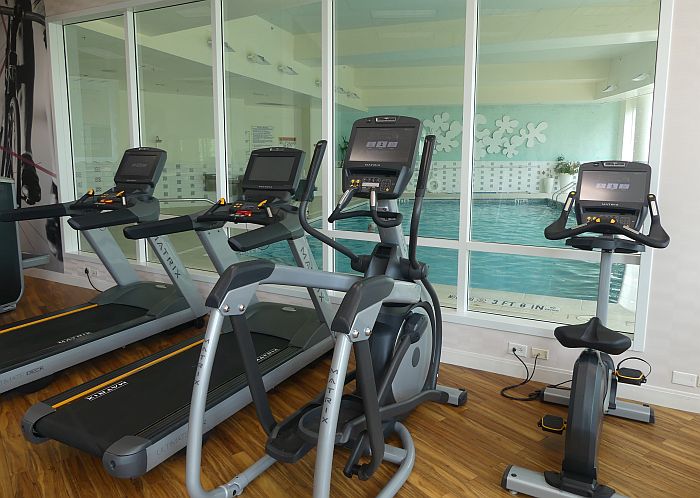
(64, 16), (137, 259)
(470, 0), (661, 247)
(334, 0), (467, 239)
(335, 199), (459, 240)
(134, 2), (217, 266)
(222, 0), (323, 264)
(468, 251), (638, 334)
(334, 239), (457, 309)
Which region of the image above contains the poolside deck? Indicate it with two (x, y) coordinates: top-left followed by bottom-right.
(432, 283), (635, 336)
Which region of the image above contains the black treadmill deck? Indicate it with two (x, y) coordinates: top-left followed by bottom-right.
(33, 306), (325, 458)
(0, 303), (149, 372)
(36, 332), (292, 456)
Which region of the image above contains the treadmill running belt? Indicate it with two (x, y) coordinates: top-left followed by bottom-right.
(0, 304), (148, 372)
(35, 332), (293, 457)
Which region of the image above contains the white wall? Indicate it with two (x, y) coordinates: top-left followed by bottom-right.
(443, 0), (700, 413)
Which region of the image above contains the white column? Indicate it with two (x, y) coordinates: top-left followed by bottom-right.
(633, 93), (654, 162)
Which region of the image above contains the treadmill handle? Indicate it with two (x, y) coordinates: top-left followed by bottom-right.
(0, 202), (73, 222)
(228, 223), (295, 252)
(68, 209), (140, 231)
(123, 214), (221, 240)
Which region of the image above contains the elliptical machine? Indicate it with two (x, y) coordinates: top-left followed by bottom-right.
(503, 160), (670, 498)
(186, 116), (466, 498)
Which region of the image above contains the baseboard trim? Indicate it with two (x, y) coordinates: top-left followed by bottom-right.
(442, 347), (700, 414)
(25, 268), (92, 289)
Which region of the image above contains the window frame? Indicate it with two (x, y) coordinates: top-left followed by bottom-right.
(46, 0), (674, 351)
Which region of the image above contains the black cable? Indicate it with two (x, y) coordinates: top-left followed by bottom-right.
(545, 378), (572, 391)
(84, 268), (102, 292)
(500, 350), (541, 401)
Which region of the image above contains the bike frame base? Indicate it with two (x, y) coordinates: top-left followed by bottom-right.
(542, 387), (653, 423)
(502, 466), (627, 498)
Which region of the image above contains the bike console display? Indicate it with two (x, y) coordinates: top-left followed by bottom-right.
(576, 161), (651, 230)
(545, 160), (669, 249)
(342, 116), (421, 199)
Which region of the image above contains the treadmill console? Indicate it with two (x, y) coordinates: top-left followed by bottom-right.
(241, 147), (304, 197)
(197, 147), (306, 225)
(342, 116), (421, 199)
(114, 147), (167, 193)
(575, 161), (651, 231)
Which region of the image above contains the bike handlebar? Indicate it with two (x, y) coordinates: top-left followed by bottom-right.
(544, 191), (670, 249)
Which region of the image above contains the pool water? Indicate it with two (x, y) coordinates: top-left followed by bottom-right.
(245, 199), (625, 302)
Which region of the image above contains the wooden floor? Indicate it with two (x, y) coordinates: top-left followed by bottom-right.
(1, 277), (699, 498)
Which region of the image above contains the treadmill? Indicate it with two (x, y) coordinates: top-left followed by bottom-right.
(0, 177), (23, 313)
(23, 147), (335, 479)
(0, 148), (206, 394)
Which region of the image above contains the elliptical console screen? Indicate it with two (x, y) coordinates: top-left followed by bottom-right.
(579, 171), (649, 203)
(348, 127), (416, 164)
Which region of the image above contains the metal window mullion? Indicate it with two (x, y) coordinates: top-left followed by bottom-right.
(632, 0), (675, 350)
(211, 0), (228, 201)
(457, 0), (479, 313)
(321, 0), (335, 274)
(124, 10), (145, 262)
(49, 22), (78, 254)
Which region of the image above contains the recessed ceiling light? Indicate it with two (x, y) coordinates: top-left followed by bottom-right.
(602, 84), (618, 93)
(247, 53), (270, 65)
(207, 38), (235, 52)
(631, 72), (649, 82)
(277, 64), (298, 76)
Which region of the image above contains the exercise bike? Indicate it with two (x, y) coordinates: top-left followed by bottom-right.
(503, 160), (670, 498)
(186, 116), (466, 498)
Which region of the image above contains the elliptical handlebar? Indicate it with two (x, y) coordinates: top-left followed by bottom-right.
(298, 141), (361, 264)
(408, 135), (435, 268)
(545, 191), (670, 249)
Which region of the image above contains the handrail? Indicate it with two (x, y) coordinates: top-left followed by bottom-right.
(551, 180), (576, 202)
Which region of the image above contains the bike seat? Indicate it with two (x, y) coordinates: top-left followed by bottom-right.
(554, 317), (631, 355)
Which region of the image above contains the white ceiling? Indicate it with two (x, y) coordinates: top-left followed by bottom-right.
(66, 0), (661, 103)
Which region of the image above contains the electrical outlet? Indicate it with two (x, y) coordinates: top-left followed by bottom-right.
(531, 347), (549, 360)
(672, 371), (698, 388)
(508, 342), (528, 357)
(84, 267), (99, 278)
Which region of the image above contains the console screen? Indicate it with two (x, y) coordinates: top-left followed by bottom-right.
(348, 126), (417, 164)
(579, 171), (649, 203)
(247, 155), (298, 184)
(116, 153), (161, 182)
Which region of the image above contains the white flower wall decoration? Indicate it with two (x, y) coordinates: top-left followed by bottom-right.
(475, 114), (547, 159)
(422, 112), (463, 153)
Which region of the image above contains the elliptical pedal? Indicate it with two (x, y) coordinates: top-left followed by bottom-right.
(539, 414), (566, 434)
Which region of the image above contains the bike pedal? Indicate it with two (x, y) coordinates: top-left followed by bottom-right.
(538, 415), (566, 434)
(615, 367), (646, 385)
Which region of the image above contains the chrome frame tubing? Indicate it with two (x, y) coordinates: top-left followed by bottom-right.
(313, 281), (423, 498)
(186, 265), (362, 498)
(186, 265), (424, 498)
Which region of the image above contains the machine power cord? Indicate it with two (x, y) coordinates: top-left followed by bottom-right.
(500, 350), (541, 401)
(500, 350), (577, 401)
(84, 267), (103, 292)
(501, 351), (652, 403)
